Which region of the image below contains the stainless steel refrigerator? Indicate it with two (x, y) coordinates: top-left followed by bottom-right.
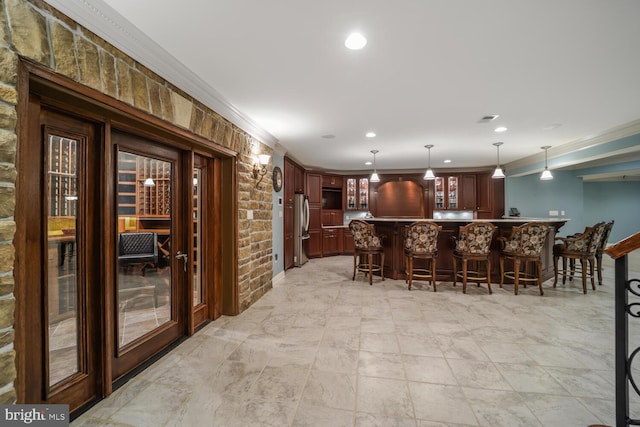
(294, 194), (310, 267)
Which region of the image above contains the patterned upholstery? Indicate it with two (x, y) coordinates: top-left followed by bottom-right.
(553, 222), (607, 293)
(595, 220), (614, 285)
(404, 221), (441, 291)
(405, 222), (440, 254)
(451, 222), (497, 294)
(349, 220), (384, 285)
(500, 223), (549, 256)
(349, 220), (383, 249)
(498, 222), (550, 295)
(454, 222), (496, 255)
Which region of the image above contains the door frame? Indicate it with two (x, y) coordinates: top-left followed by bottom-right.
(15, 58), (239, 412)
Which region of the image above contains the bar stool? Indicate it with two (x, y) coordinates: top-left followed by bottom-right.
(451, 222), (497, 294)
(404, 221), (442, 291)
(349, 220), (385, 285)
(498, 222), (550, 295)
(553, 221), (607, 293)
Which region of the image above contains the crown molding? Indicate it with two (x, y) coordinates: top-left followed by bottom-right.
(43, 0), (278, 147)
(506, 118), (640, 173)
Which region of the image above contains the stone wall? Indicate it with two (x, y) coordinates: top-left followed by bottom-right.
(0, 0), (273, 403)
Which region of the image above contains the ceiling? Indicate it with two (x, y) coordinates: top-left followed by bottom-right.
(51, 0), (640, 176)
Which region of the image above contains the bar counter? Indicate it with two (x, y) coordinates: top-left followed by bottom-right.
(365, 217), (569, 283)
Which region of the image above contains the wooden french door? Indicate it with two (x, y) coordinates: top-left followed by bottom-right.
(19, 103), (102, 411)
(111, 131), (186, 380)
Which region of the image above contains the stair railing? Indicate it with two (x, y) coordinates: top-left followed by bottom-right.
(605, 232), (640, 427)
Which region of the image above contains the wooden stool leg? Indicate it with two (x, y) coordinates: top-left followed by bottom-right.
(514, 258), (520, 295)
(462, 259), (468, 294)
(368, 253), (373, 286)
(537, 260), (544, 296)
(553, 254), (559, 288)
(408, 256), (413, 290)
(381, 252), (385, 281)
(487, 259), (492, 294)
(432, 258), (437, 292)
(452, 256), (457, 287)
(589, 257), (596, 290)
(353, 254), (357, 280)
(499, 255), (504, 288)
(581, 258), (587, 294)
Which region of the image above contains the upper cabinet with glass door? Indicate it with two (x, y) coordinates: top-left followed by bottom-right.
(434, 176), (458, 210)
(345, 177), (369, 211)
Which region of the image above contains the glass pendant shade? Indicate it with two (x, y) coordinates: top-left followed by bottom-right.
(540, 146), (553, 180)
(143, 177), (155, 187)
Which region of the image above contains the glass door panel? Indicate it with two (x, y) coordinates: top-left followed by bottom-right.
(193, 168), (203, 306)
(117, 151), (172, 348)
(448, 176), (458, 209)
(46, 134), (80, 387)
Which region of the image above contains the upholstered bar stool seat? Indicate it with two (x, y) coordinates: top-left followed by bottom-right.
(349, 220), (385, 285)
(404, 221), (442, 291)
(451, 222), (497, 294)
(498, 222), (550, 295)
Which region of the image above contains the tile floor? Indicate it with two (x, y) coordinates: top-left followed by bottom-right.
(72, 255), (640, 427)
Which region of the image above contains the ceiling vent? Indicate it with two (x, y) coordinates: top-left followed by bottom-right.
(478, 115), (500, 123)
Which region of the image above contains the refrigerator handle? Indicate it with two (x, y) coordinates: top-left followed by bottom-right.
(303, 197), (310, 233)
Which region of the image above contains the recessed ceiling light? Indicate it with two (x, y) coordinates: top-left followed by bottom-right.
(365, 132), (376, 138)
(365, 161), (372, 166)
(494, 126), (508, 133)
(443, 159), (452, 164)
(321, 134), (336, 139)
(478, 115), (499, 123)
(345, 32), (367, 50)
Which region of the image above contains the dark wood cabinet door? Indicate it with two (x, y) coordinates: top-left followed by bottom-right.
(284, 159), (295, 204)
(307, 230), (323, 257)
(476, 173), (491, 213)
(460, 174), (477, 210)
(322, 174), (343, 188)
(294, 166), (305, 193)
(322, 229), (340, 255)
(307, 173), (322, 205)
(284, 233), (294, 269)
(343, 230), (355, 254)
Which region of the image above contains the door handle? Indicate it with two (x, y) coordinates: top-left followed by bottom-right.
(175, 251), (188, 272)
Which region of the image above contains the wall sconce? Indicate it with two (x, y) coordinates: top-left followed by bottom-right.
(423, 144), (435, 180)
(492, 142), (505, 179)
(253, 154), (271, 187)
(540, 146), (553, 180)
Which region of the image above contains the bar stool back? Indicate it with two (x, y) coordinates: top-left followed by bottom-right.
(404, 221), (442, 291)
(498, 222), (550, 295)
(451, 222), (497, 294)
(349, 220), (385, 285)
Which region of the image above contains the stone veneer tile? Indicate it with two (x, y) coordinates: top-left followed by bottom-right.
(171, 91), (193, 129)
(0, 85), (17, 105)
(147, 79), (163, 117)
(76, 38), (101, 91)
(0, 130), (16, 163)
(99, 49), (117, 98)
(0, 103), (16, 129)
(158, 85), (173, 122)
(115, 58), (133, 105)
(5, 0), (50, 65)
(130, 68), (149, 112)
(0, 187), (16, 220)
(50, 20), (78, 80)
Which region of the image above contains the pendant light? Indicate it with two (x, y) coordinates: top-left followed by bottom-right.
(492, 142), (505, 179)
(370, 150), (380, 182)
(540, 146), (553, 180)
(423, 144), (435, 180)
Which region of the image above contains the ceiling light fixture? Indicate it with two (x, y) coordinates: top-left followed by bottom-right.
(345, 32), (367, 50)
(494, 126), (508, 133)
(423, 144), (435, 180)
(143, 177), (155, 187)
(365, 131), (376, 138)
(492, 142), (505, 179)
(540, 146), (553, 180)
(370, 150), (380, 182)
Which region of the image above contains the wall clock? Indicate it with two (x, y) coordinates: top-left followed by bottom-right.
(272, 166), (283, 192)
